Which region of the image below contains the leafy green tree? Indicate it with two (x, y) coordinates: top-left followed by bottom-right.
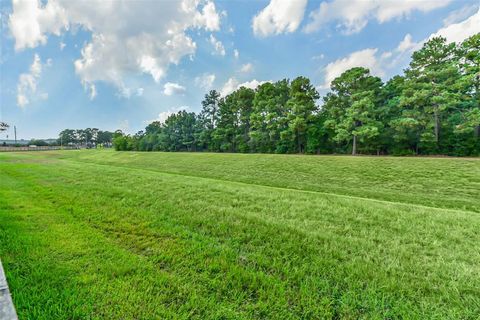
(58, 129), (77, 145)
(249, 80), (291, 153)
(113, 133), (129, 151)
(159, 110), (200, 151)
(455, 34), (480, 142)
(323, 67), (383, 155)
(199, 90), (221, 150)
(284, 76), (320, 153)
(306, 112), (333, 154)
(400, 37), (460, 153)
(235, 87), (255, 152)
(378, 75), (407, 154)
(96, 130), (114, 144)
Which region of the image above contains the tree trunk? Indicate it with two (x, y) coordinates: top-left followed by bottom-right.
(434, 106), (440, 142)
(297, 129), (302, 154)
(352, 135), (357, 156)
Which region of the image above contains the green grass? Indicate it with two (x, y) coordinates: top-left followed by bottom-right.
(0, 150), (479, 319)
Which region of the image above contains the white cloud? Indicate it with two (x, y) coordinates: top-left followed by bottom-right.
(383, 9), (478, 76)
(163, 82), (186, 96)
(194, 73), (216, 90)
(320, 33), (420, 89)
(17, 53), (45, 107)
(220, 78), (238, 96)
(221, 77), (270, 96)
(209, 34), (225, 56)
(443, 3), (479, 26)
(239, 79), (270, 91)
(432, 7), (480, 43)
(59, 41), (66, 50)
(153, 111), (172, 124)
(233, 49), (239, 59)
(396, 33), (420, 53)
(194, 1), (221, 31)
(239, 63), (253, 73)
(9, 0), (68, 51)
(30, 54), (42, 76)
(252, 0), (308, 37)
(322, 48), (384, 88)
(147, 106), (190, 124)
(304, 0), (451, 34)
(9, 0), (221, 98)
(320, 8), (479, 89)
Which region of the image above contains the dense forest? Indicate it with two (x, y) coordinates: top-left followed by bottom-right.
(120, 35), (476, 155)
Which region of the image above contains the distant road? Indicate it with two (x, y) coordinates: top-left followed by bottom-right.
(0, 146), (78, 152)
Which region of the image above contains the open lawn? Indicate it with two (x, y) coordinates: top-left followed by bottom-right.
(0, 150), (479, 319)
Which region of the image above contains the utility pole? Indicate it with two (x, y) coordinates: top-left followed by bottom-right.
(14, 126), (17, 144)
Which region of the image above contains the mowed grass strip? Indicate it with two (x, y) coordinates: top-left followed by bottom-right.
(56, 150), (480, 213)
(0, 151), (479, 319)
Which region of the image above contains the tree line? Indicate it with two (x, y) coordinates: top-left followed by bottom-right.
(117, 35), (477, 155)
(114, 35), (479, 156)
(58, 128), (115, 146)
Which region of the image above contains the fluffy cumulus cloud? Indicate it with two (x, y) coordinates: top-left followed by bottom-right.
(431, 7), (480, 43)
(147, 106), (190, 124)
(396, 34), (418, 53)
(252, 0), (308, 37)
(17, 53), (47, 107)
(305, 0), (451, 34)
(9, 0), (68, 50)
(320, 6), (479, 89)
(9, 0), (221, 98)
(163, 82), (186, 96)
(221, 78), (270, 96)
(194, 73), (216, 90)
(209, 34), (225, 56)
(321, 48), (385, 88)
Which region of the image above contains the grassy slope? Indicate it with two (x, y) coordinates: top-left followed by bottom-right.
(0, 151), (479, 319)
(60, 150), (480, 212)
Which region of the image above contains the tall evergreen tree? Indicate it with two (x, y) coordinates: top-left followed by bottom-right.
(323, 67), (383, 155)
(400, 37), (460, 153)
(285, 77), (320, 153)
(199, 90), (221, 150)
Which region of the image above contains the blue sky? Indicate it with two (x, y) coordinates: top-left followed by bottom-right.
(1, 0), (479, 140)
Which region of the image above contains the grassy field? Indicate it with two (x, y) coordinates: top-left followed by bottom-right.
(0, 150), (479, 319)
